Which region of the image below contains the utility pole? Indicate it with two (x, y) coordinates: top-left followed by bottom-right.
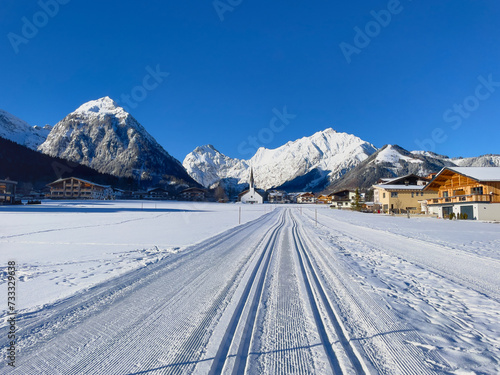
(239, 206), (241, 224)
(315, 208), (317, 226)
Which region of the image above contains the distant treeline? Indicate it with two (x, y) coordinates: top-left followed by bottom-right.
(0, 137), (138, 191)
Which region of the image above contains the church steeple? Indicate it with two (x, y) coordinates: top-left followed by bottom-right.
(249, 167), (255, 189)
(240, 166), (262, 204)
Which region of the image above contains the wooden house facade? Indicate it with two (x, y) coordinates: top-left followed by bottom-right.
(47, 177), (113, 200)
(424, 167), (500, 220)
(180, 187), (207, 201)
(316, 194), (332, 204)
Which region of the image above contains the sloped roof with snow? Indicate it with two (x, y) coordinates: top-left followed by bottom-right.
(446, 167), (500, 181)
(378, 173), (427, 185)
(47, 177), (110, 188)
(372, 184), (425, 191)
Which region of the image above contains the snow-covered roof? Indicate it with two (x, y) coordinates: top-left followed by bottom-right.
(445, 167), (500, 181)
(0, 179), (17, 184)
(373, 184), (425, 191)
(48, 177), (110, 188)
(378, 174), (427, 185)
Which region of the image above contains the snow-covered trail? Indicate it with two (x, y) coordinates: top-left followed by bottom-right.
(1, 208), (496, 374)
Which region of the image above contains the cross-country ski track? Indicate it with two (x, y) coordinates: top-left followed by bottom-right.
(2, 207), (499, 374)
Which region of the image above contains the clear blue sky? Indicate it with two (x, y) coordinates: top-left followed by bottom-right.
(1, 1), (499, 161)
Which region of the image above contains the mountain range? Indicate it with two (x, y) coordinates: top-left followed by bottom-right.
(1, 97), (499, 194)
(183, 129), (377, 193)
(183, 133), (500, 195)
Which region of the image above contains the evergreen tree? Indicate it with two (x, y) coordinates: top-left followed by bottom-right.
(351, 188), (362, 211)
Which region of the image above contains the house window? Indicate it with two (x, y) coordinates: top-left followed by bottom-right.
(411, 192), (414, 198)
(391, 192), (398, 198)
(383, 193), (386, 199)
(443, 191), (448, 198)
(472, 186), (483, 195)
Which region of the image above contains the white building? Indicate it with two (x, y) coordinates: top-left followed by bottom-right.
(240, 168), (263, 204)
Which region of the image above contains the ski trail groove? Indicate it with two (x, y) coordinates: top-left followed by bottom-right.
(291, 212), (366, 375)
(207, 210), (286, 375)
(295, 212), (445, 374)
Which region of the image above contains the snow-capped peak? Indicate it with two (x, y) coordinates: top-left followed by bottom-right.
(376, 145), (414, 163)
(74, 96), (124, 116)
(184, 128), (377, 191)
(0, 109), (50, 150)
(38, 97), (195, 184)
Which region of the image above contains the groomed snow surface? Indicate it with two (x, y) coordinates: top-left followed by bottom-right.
(1, 201), (499, 374)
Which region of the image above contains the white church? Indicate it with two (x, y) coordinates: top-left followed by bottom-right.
(240, 168), (263, 204)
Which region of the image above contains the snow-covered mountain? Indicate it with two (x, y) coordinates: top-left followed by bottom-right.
(0, 109), (51, 150)
(327, 145), (500, 192)
(183, 145), (249, 189)
(38, 97), (196, 185)
(183, 128), (377, 192)
(451, 154), (500, 167)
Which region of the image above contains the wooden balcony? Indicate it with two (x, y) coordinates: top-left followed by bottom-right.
(429, 194), (493, 205)
(331, 197), (351, 202)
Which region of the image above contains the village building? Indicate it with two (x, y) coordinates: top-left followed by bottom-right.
(179, 187), (207, 201)
(297, 192), (316, 204)
(286, 192), (301, 203)
(329, 189), (358, 209)
(146, 187), (169, 200)
(0, 179), (17, 205)
(316, 194), (332, 204)
(372, 174), (438, 214)
(112, 188), (133, 199)
(132, 190), (148, 199)
(424, 167), (500, 220)
(267, 190), (287, 203)
(240, 168), (263, 204)
(47, 177), (114, 200)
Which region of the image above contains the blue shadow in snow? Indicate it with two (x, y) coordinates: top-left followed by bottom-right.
(0, 205), (209, 214)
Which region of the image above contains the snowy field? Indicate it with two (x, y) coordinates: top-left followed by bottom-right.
(0, 201), (499, 374)
(0, 200), (269, 314)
